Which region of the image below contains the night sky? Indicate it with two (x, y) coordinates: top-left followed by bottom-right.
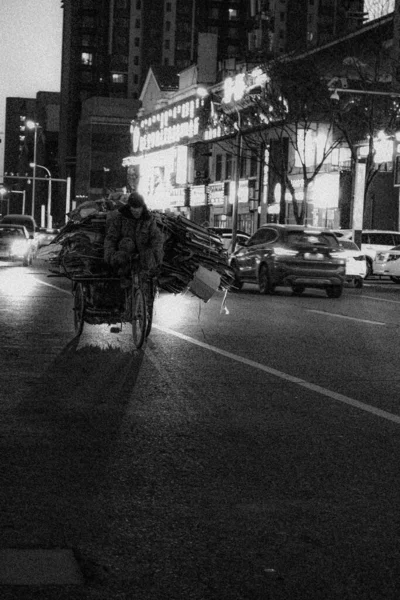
(0, 0), (63, 180)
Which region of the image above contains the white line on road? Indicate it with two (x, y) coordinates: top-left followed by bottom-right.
(362, 294), (400, 305)
(153, 324), (400, 426)
(306, 309), (386, 325)
(33, 278), (72, 295)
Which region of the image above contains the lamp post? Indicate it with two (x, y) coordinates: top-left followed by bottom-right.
(30, 162), (52, 228)
(0, 186), (8, 215)
(231, 109), (242, 255)
(25, 120), (41, 219)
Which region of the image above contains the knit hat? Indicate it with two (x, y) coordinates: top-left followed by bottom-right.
(128, 192), (146, 208)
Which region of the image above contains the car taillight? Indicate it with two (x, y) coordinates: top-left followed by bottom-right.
(274, 247), (298, 257)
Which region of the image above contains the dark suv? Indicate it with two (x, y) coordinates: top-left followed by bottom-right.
(230, 224), (346, 298)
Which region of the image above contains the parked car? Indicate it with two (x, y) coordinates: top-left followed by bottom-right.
(373, 244), (400, 283)
(230, 224), (346, 297)
(0, 214), (40, 256)
(333, 229), (400, 276)
(207, 227), (251, 254)
(0, 224), (35, 265)
(338, 238), (367, 288)
(36, 227), (61, 248)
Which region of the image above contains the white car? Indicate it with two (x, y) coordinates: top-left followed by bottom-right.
(373, 245), (400, 283)
(333, 229), (400, 276)
(338, 239), (367, 288)
(0, 224), (35, 265)
(207, 227), (251, 254)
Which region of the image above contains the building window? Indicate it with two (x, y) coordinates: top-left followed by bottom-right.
(164, 58), (170, 65)
(81, 52), (93, 65)
(136, 1), (141, 8)
(116, 0), (128, 7)
(215, 154), (223, 181)
(228, 8), (238, 19)
(134, 75), (139, 83)
(82, 16), (95, 28)
(165, 21), (171, 31)
(135, 19), (141, 28)
(81, 34), (93, 47)
(166, 2), (172, 11)
(112, 73), (125, 84)
(134, 37), (140, 47)
(134, 56), (139, 65)
(165, 39), (170, 49)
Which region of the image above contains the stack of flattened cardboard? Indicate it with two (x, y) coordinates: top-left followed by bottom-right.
(43, 208), (235, 300)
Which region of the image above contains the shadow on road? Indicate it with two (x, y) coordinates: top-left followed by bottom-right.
(4, 336), (146, 552)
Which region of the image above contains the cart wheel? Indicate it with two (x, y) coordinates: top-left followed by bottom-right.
(74, 283), (85, 336)
(145, 279), (155, 338)
(132, 288), (147, 349)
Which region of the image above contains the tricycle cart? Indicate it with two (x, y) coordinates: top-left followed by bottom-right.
(71, 264), (156, 349)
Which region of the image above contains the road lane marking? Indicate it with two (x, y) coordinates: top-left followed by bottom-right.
(153, 324), (400, 426)
(33, 278), (72, 295)
(306, 309), (385, 326)
(362, 294), (400, 305)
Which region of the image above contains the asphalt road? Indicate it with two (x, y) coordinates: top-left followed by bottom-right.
(1, 261), (400, 600)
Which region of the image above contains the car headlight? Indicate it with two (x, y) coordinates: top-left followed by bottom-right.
(11, 240), (28, 255)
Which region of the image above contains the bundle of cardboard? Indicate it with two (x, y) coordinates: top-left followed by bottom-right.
(40, 205), (235, 301)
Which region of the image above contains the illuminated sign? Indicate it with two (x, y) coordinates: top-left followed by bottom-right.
(131, 98), (202, 154)
(190, 185), (207, 206)
(222, 68), (269, 104)
(208, 182), (224, 205)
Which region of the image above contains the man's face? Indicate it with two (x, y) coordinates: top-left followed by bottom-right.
(130, 206), (143, 219)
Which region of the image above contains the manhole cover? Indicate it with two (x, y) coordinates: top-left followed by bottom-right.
(0, 549), (84, 585)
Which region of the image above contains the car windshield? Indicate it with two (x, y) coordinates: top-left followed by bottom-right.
(339, 240), (360, 251)
(0, 227), (24, 238)
(287, 232), (339, 248)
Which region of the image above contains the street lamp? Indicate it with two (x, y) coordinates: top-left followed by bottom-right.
(25, 120), (41, 219)
(30, 162), (52, 228)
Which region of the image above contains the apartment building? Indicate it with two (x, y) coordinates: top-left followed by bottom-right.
(58, 0), (366, 203)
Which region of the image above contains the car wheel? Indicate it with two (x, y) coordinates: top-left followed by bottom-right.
(292, 285), (305, 296)
(258, 264), (274, 295)
(390, 276), (400, 284)
(326, 285), (343, 298)
(354, 278), (363, 289)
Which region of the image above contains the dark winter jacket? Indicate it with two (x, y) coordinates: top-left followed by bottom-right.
(104, 205), (164, 271)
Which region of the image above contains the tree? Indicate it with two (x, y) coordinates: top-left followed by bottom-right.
(253, 57), (343, 224)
